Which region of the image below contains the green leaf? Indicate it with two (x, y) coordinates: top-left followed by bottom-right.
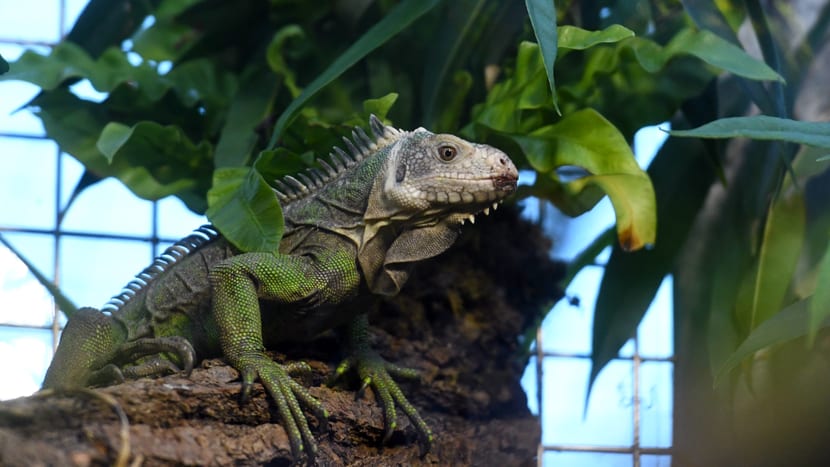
(206, 168), (284, 252)
(65, 0), (161, 58)
(557, 24), (635, 50)
(661, 28), (783, 82)
(713, 297), (829, 387)
(421, 0), (488, 126)
(0, 233), (78, 318)
(97, 121), (212, 185)
(29, 89), (207, 212)
(362, 93), (399, 119)
(0, 53), (8, 75)
(513, 108), (656, 250)
(524, 0), (559, 113)
(266, 25), (305, 98)
(808, 243), (830, 345)
(671, 116), (830, 148)
(254, 148), (314, 185)
(214, 65), (281, 168)
(747, 191), (805, 330)
(265, 0), (440, 150)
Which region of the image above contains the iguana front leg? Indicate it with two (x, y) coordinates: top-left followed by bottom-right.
(331, 312), (433, 454)
(208, 248), (360, 461)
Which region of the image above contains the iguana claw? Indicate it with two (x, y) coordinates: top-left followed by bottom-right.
(236, 352), (328, 462)
(330, 350), (433, 454)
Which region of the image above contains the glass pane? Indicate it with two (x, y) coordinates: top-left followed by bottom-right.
(543, 451), (631, 467)
(0, 137), (57, 229)
(0, 0), (61, 43)
(542, 357), (633, 446)
(157, 195), (208, 239)
(61, 178), (153, 236)
(59, 237), (152, 308)
(638, 276), (674, 358)
(640, 362), (673, 448)
(0, 326), (53, 400)
(59, 152), (85, 210)
(539, 267), (604, 355)
(521, 355), (539, 415)
(549, 198), (615, 261)
(0, 233), (55, 326)
(634, 123), (670, 167)
(642, 454), (672, 467)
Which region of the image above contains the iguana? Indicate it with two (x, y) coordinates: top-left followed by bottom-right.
(41, 115), (518, 462)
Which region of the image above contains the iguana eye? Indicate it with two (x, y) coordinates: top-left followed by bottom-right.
(438, 145), (457, 162)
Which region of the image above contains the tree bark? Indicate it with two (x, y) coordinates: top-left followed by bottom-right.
(0, 207), (564, 466)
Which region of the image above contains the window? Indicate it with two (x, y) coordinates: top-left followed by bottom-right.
(0, 0), (206, 400)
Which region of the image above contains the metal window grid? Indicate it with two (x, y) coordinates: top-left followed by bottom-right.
(0, 0), (185, 353)
(535, 326), (674, 466)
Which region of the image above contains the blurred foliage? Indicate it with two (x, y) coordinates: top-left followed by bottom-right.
(4, 3), (830, 451)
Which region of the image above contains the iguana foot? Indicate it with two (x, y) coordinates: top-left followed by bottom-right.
(330, 350), (433, 455)
(88, 336), (196, 386)
(235, 352), (328, 462)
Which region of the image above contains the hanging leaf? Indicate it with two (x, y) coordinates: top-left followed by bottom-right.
(524, 0), (559, 113)
(671, 115), (830, 148)
(512, 108), (656, 250)
(557, 24), (635, 50)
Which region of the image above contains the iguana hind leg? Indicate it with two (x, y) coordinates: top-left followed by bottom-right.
(43, 308), (195, 389)
(43, 307), (125, 389)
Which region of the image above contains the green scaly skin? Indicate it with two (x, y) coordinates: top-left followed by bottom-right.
(42, 115), (519, 463)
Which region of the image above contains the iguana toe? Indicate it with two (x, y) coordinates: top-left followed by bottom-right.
(234, 353), (326, 462)
(334, 351), (432, 453)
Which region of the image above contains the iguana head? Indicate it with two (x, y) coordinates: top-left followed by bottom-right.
(368, 122), (519, 225)
(360, 117), (518, 296)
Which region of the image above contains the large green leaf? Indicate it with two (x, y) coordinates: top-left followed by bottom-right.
(0, 53), (8, 75)
(97, 121), (213, 191)
(1, 43), (165, 99)
(524, 0), (559, 113)
(514, 108), (656, 250)
(671, 115), (830, 148)
(206, 168), (284, 252)
(265, 0), (441, 150)
(29, 89), (207, 212)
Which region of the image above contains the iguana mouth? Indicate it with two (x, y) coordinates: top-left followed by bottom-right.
(493, 173), (518, 192)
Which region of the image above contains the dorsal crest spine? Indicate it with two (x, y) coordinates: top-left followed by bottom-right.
(101, 225), (220, 313)
(273, 115), (405, 203)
